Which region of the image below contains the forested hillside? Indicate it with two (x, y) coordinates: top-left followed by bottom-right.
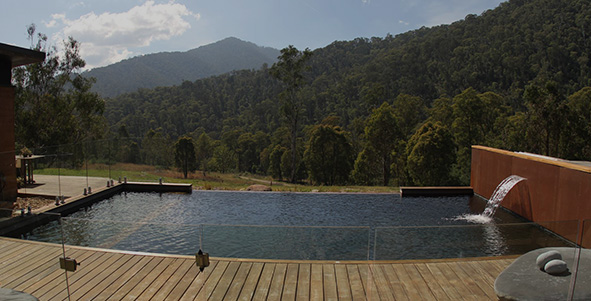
(104, 0), (591, 186)
(85, 37), (279, 97)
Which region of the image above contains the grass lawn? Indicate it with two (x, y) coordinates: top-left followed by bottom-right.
(35, 163), (399, 193)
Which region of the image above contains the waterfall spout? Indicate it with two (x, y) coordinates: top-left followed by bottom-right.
(482, 175), (526, 218)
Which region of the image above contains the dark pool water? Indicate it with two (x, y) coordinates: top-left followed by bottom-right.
(21, 191), (573, 260)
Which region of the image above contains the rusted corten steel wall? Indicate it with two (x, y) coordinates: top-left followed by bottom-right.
(0, 87), (17, 205)
(471, 145), (591, 247)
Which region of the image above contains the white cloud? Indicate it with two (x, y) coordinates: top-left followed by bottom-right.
(50, 1), (199, 69)
(398, 20), (409, 26)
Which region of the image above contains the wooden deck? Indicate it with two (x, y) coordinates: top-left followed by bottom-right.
(0, 237), (515, 300)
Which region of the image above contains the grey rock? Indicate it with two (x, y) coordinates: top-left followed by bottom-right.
(544, 259), (567, 275)
(536, 250), (562, 270)
(495, 247), (591, 301)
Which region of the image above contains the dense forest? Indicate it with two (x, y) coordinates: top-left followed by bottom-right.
(16, 0), (591, 187)
(101, 0), (591, 186)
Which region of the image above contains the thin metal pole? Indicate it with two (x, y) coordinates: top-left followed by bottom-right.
(58, 215), (72, 301)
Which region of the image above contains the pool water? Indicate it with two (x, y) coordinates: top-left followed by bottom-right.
(21, 191), (573, 260)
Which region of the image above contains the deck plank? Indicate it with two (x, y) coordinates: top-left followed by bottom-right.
(357, 264), (379, 301)
(21, 249), (93, 296)
(0, 238), (516, 301)
(282, 263), (299, 300)
(0, 244), (54, 279)
(178, 260), (218, 300)
(34, 249), (107, 300)
(334, 264), (352, 300)
(224, 262), (252, 301)
(345, 264), (367, 301)
(1, 246), (63, 288)
(166, 259), (202, 300)
(106, 256), (165, 300)
(381, 263), (409, 301)
(149, 258), (195, 300)
(68, 252), (131, 300)
(267, 263), (287, 301)
(421, 262), (463, 300)
(402, 264), (437, 300)
(322, 263), (338, 301)
(369, 264), (396, 301)
(49, 251), (125, 301)
(391, 263), (423, 300)
(251, 263), (274, 301)
(79, 254), (145, 300)
(237, 262), (264, 301)
(194, 260), (230, 300)
(309, 263), (324, 300)
(295, 263), (311, 301)
(209, 261), (241, 300)
(445, 261), (488, 299)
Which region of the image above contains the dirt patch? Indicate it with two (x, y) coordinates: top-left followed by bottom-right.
(13, 196), (56, 214)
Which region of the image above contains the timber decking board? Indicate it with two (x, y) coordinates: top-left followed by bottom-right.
(0, 237), (517, 300)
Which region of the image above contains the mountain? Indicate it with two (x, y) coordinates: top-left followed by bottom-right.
(84, 37), (280, 97)
(107, 0), (591, 137)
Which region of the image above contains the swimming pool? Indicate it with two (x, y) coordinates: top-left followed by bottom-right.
(20, 191), (573, 260)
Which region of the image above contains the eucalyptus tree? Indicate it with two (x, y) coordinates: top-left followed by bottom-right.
(13, 24), (105, 150)
(304, 121), (354, 185)
(174, 136), (197, 179)
(270, 46), (312, 183)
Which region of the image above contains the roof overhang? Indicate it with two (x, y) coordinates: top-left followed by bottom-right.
(0, 42), (46, 67)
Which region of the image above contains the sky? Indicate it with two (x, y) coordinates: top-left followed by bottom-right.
(3, 0), (505, 70)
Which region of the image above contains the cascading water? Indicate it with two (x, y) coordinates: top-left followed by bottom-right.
(482, 175), (526, 218)
(453, 175), (526, 224)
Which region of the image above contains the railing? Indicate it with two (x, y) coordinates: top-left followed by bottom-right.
(1, 207), (588, 299)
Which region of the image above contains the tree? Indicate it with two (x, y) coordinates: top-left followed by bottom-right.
(303, 123), (354, 185)
(195, 133), (213, 176)
(269, 145), (287, 180)
(210, 144), (236, 173)
(451, 88), (486, 184)
(522, 82), (569, 157)
(13, 24), (105, 150)
(351, 147), (381, 185)
(363, 102), (402, 186)
(393, 94), (427, 138)
(566, 87), (591, 159)
(174, 136), (197, 178)
(270, 45), (312, 183)
(406, 122), (457, 186)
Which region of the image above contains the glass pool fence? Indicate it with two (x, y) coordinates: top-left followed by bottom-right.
(1, 210), (589, 299)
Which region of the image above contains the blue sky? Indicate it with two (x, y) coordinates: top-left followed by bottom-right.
(3, 0), (505, 69)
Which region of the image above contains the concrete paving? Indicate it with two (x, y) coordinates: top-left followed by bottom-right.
(18, 174), (110, 198)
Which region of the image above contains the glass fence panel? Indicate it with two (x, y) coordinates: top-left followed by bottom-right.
(375, 220), (581, 300)
(572, 219), (591, 300)
(0, 208), (69, 300)
(374, 220), (579, 260)
(202, 224), (371, 260)
(57, 217), (203, 256)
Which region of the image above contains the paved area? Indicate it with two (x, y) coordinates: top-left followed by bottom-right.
(18, 175), (110, 198)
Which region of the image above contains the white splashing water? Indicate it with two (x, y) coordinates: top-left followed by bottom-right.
(454, 175), (526, 224)
(453, 214), (493, 224)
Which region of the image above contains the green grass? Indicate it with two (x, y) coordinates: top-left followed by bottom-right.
(35, 163), (399, 193)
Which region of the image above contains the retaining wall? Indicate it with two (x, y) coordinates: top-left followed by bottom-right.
(471, 146), (591, 246)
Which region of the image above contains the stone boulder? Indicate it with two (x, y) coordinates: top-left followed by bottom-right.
(495, 247), (591, 300)
(246, 184), (272, 191)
